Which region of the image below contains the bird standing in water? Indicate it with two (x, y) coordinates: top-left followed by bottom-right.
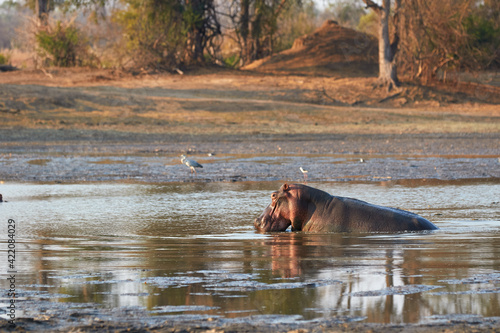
(180, 155), (203, 175)
(299, 167), (308, 183)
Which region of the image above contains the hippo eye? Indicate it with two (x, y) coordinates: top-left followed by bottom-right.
(271, 193), (277, 200)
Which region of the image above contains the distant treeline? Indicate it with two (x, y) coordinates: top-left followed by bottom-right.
(0, 0), (498, 82)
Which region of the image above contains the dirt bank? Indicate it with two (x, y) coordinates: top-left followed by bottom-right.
(0, 131), (499, 183)
(1, 68), (499, 137)
(0, 68), (498, 183)
(3, 309), (500, 332)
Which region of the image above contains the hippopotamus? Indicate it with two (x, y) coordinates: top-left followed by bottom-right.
(254, 183), (438, 233)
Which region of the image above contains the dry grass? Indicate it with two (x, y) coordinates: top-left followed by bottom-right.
(0, 48), (35, 68)
(0, 69), (498, 137)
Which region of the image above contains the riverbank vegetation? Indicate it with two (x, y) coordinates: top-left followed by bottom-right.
(0, 0), (498, 84)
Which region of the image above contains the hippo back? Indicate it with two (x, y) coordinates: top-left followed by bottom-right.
(303, 195), (437, 233)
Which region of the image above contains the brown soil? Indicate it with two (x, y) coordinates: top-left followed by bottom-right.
(3, 311), (500, 332)
(0, 67), (499, 136)
(243, 20), (378, 77)
(0, 67), (498, 184)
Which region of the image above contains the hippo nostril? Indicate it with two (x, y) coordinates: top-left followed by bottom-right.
(254, 217), (267, 231)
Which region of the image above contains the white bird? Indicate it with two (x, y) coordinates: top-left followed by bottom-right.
(180, 155), (203, 174)
(299, 167), (308, 183)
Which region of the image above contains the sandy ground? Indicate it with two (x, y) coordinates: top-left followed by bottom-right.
(0, 68), (500, 331)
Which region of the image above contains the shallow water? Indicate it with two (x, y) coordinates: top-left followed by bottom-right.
(1, 180), (499, 324)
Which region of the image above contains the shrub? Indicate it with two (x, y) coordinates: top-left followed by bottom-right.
(464, 13), (500, 68)
(398, 0), (500, 81)
(0, 52), (10, 65)
(35, 20), (96, 67)
(114, 0), (186, 70)
(357, 11), (378, 37)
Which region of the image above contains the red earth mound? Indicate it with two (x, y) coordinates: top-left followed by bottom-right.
(244, 20), (378, 76)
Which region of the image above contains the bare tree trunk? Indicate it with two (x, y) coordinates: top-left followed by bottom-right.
(185, 0), (204, 64)
(251, 0), (264, 60)
(237, 0), (289, 64)
(240, 0), (250, 64)
(363, 0), (400, 90)
(378, 0), (398, 89)
(36, 0), (49, 26)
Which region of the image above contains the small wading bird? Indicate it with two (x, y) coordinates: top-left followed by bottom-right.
(180, 155), (203, 175)
(299, 167), (308, 183)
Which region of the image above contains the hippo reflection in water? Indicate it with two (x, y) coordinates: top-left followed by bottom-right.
(254, 184), (438, 233)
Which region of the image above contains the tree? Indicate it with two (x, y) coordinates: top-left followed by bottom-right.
(239, 0), (251, 61)
(36, 0), (49, 25)
(184, 0), (221, 64)
(328, 0), (366, 29)
(116, 0), (221, 69)
(398, 0), (500, 82)
(233, 0), (291, 65)
(116, 0), (185, 69)
(362, 0), (400, 90)
(24, 0), (54, 25)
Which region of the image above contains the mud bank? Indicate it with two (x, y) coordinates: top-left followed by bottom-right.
(2, 305), (500, 333)
(1, 131), (499, 183)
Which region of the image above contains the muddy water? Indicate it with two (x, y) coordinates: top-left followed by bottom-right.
(1, 180), (499, 324)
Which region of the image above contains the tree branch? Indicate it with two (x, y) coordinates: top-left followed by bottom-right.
(274, 0), (288, 17)
(361, 0), (382, 13)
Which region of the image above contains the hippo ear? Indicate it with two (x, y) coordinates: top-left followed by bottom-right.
(282, 183), (289, 191)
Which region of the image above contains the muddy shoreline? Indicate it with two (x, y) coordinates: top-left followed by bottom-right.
(1, 130), (499, 184)
(1, 129), (500, 154)
(3, 311), (500, 332)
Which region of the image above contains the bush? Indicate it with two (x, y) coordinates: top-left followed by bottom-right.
(0, 52), (10, 65)
(114, 0), (186, 70)
(398, 0), (500, 82)
(35, 20), (96, 67)
(357, 11), (378, 37)
(275, 1), (318, 52)
(464, 13), (500, 68)
(223, 54), (240, 68)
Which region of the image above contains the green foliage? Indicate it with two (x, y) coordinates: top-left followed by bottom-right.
(463, 12), (500, 67)
(36, 21), (94, 67)
(236, 0), (317, 62)
(183, 4), (203, 31)
(328, 0), (366, 29)
(114, 0), (185, 69)
(465, 15), (497, 45)
(223, 54), (240, 68)
(182, 0), (220, 64)
(357, 11), (378, 37)
(115, 0), (220, 69)
(0, 52), (10, 65)
(275, 0), (318, 52)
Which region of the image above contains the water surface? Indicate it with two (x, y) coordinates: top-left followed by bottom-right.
(1, 180), (499, 324)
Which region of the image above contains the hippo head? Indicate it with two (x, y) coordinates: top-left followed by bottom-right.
(254, 183), (309, 232)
